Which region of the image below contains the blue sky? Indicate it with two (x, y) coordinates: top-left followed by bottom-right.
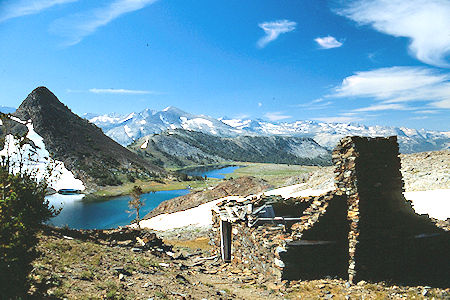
(0, 0), (449, 130)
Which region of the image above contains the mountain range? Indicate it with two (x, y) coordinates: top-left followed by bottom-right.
(89, 107), (450, 154)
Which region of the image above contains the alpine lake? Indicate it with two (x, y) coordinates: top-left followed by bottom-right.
(47, 165), (240, 229)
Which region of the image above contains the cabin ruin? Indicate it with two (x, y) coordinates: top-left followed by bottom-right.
(210, 136), (449, 286)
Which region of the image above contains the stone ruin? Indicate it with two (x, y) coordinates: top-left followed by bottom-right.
(210, 136), (449, 287)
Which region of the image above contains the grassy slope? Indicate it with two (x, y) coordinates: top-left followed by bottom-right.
(90, 162), (320, 198)
(91, 178), (220, 198)
(227, 162), (318, 188)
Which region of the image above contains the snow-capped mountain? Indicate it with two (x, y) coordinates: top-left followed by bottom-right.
(220, 118), (450, 153)
(88, 106), (242, 146)
(89, 107), (450, 153)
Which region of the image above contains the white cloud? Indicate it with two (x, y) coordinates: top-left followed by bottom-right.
(89, 88), (156, 95)
(257, 20), (296, 48)
(0, 0), (78, 22)
(337, 0), (450, 67)
(331, 66), (450, 108)
(433, 99), (450, 109)
(50, 0), (158, 45)
(314, 36), (343, 49)
(258, 102), (262, 107)
(264, 112), (291, 121)
(353, 103), (408, 112)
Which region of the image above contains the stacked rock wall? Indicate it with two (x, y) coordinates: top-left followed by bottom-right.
(211, 136), (449, 286)
(210, 192), (344, 282)
(333, 136), (449, 285)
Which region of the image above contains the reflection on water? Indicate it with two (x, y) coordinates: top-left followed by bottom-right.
(46, 189), (189, 230)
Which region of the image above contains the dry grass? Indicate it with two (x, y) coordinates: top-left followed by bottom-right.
(163, 237), (212, 251)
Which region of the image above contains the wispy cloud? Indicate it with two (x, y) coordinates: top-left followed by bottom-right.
(414, 110), (440, 114)
(314, 116), (363, 123)
(295, 98), (333, 110)
(337, 0), (450, 67)
(352, 103), (408, 112)
(89, 88), (157, 95)
(50, 0), (158, 46)
(314, 36), (343, 49)
(0, 0), (78, 22)
(264, 111), (292, 121)
(257, 20), (296, 48)
(331, 67), (450, 110)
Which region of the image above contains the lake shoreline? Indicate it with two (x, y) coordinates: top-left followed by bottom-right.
(88, 164), (243, 199)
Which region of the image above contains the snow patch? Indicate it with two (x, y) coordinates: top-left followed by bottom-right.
(0, 118), (85, 191)
(264, 184), (334, 198)
(404, 189), (450, 220)
(139, 183), (450, 232)
(140, 137), (149, 149)
(139, 198), (232, 230)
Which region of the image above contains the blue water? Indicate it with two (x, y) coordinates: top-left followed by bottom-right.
(47, 189), (189, 230)
(184, 165), (240, 179)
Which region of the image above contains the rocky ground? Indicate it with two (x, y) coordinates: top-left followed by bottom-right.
(281, 150), (450, 192)
(31, 227), (449, 299)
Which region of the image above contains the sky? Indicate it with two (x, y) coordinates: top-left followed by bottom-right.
(0, 0), (449, 131)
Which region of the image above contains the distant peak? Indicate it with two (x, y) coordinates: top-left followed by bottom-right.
(161, 106), (187, 114)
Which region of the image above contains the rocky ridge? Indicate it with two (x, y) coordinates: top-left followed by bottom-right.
(11, 87), (167, 189)
(131, 129), (331, 168)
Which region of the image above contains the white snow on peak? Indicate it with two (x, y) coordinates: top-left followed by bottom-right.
(124, 125), (133, 139)
(162, 106), (171, 112)
(0, 117), (85, 191)
(121, 112), (135, 123)
(221, 118), (250, 128)
(90, 115), (122, 124)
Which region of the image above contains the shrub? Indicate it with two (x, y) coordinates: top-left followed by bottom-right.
(0, 137), (59, 296)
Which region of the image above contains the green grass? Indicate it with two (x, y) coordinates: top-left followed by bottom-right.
(226, 162), (317, 187)
(91, 162), (319, 198)
(90, 178), (220, 198)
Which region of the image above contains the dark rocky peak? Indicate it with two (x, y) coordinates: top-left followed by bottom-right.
(15, 86), (72, 121)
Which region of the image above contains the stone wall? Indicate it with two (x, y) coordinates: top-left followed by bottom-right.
(333, 136), (449, 285)
(210, 192), (345, 282)
(211, 136), (449, 286)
